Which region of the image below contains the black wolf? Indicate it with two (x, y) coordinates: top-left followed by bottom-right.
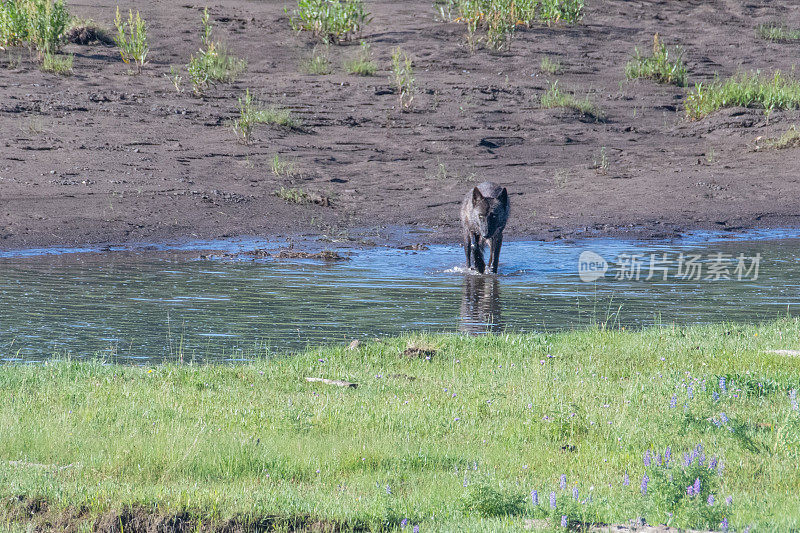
(460, 182), (509, 274)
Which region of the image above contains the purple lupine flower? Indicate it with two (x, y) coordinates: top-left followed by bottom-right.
(643, 450), (651, 467)
(550, 491), (557, 509)
(710, 457), (718, 470)
(573, 486), (579, 501)
(725, 496), (733, 506)
(683, 452), (691, 467)
(531, 490), (539, 506)
(386, 485), (391, 495)
(693, 477), (701, 495)
(413, 526), (419, 533)
(687, 484), (694, 497)
(463, 477), (468, 487)
(623, 472), (630, 486)
(670, 394), (678, 408)
(640, 474), (649, 496)
(560, 474), (567, 490)
(721, 517), (729, 532)
(791, 389), (798, 411)
(712, 391), (720, 402)
(699, 453), (705, 466)
(708, 494), (715, 506)
(665, 446), (671, 464)
(721, 412), (729, 425)
(400, 518), (408, 529)
(712, 417), (722, 428)
(719, 377), (726, 393)
(561, 515), (568, 528)
(687, 384), (694, 400)
(656, 453), (662, 466)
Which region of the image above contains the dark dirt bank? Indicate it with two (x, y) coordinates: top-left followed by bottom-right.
(1, 0), (800, 251)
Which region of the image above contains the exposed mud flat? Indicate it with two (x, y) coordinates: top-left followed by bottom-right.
(1, 0), (800, 249)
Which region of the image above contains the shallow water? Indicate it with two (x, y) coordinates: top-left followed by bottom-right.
(1, 229), (799, 363)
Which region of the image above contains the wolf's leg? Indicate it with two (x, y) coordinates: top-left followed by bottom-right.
(486, 238), (494, 271)
(472, 234), (485, 274)
(464, 234), (472, 269)
(489, 233), (503, 274)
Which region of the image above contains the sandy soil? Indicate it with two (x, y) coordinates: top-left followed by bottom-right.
(1, 0), (800, 250)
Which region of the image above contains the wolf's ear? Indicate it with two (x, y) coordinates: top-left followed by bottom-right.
(498, 187), (508, 205)
(472, 187), (484, 203)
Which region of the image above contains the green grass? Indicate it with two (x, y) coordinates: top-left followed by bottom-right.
(625, 34), (687, 87)
(1, 320), (800, 530)
(344, 40), (376, 76)
(274, 186), (313, 204)
(685, 70), (800, 120)
(113, 6), (148, 73)
(302, 45), (332, 74)
(756, 22), (800, 42)
(0, 0), (70, 55)
(230, 89), (300, 143)
(539, 56), (562, 75)
(541, 80), (604, 120)
(39, 50), (71, 74)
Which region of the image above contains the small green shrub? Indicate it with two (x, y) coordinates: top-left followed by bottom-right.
(287, 0), (370, 44)
(391, 47), (415, 111)
(39, 49), (71, 73)
(756, 22), (800, 42)
(538, 0), (583, 25)
(344, 40), (375, 75)
(625, 34), (687, 87)
(187, 7), (246, 95)
(113, 6), (147, 72)
(274, 187), (311, 204)
(541, 80), (603, 120)
(0, 0), (30, 47)
(685, 70), (800, 120)
(271, 155), (297, 177)
(1, 0), (69, 55)
(460, 484), (526, 517)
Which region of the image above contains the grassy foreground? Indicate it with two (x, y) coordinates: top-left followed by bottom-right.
(1, 320), (800, 532)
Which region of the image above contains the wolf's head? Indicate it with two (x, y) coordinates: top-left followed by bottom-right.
(471, 187), (508, 239)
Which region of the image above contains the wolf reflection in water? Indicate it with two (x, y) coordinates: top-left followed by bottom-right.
(459, 275), (503, 333)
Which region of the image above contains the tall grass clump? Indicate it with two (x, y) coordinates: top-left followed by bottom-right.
(0, 0), (69, 55)
(625, 33), (687, 87)
(756, 22), (800, 42)
(231, 89), (300, 143)
(391, 47), (415, 111)
(685, 70), (800, 120)
(113, 6), (147, 72)
(39, 48), (70, 73)
(756, 125), (800, 150)
(343, 40), (375, 75)
(287, 0), (370, 44)
(541, 80), (603, 120)
(187, 7), (246, 96)
(446, 0), (583, 51)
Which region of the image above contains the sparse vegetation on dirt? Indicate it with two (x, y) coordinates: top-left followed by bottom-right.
(302, 44), (332, 74)
(756, 125), (800, 150)
(1, 320), (800, 531)
(685, 70), (800, 120)
(231, 89), (300, 144)
(443, 0), (583, 51)
(541, 80), (603, 120)
(187, 7), (246, 95)
(539, 55), (561, 74)
(39, 49), (69, 73)
(287, 0), (370, 44)
(756, 22), (800, 42)
(625, 33), (687, 87)
(112, 6), (147, 73)
(391, 47), (416, 111)
(344, 40), (375, 76)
